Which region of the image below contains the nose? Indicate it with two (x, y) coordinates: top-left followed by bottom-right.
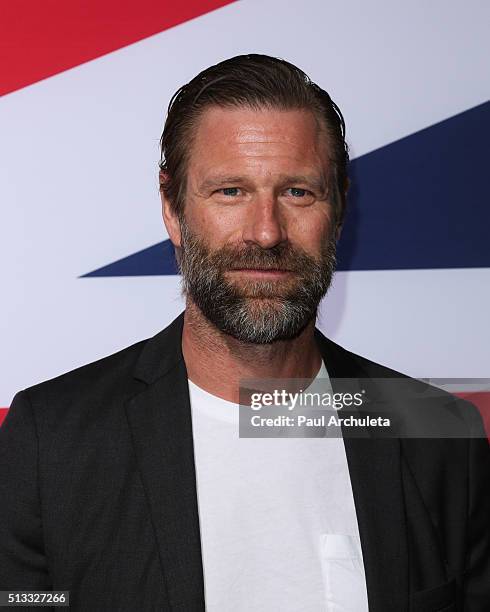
(242, 191), (287, 249)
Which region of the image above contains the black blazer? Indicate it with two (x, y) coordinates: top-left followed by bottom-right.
(1, 311), (488, 611)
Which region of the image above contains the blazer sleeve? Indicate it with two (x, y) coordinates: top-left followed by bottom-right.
(0, 389), (52, 591)
(463, 403), (490, 610)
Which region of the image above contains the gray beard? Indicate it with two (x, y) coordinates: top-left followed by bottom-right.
(177, 218), (337, 344)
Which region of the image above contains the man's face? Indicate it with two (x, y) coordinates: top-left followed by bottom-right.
(167, 106), (339, 344)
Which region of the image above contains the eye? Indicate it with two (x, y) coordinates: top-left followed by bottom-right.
(285, 187), (311, 198)
(218, 187), (241, 196)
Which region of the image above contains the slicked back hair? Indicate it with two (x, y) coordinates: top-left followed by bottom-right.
(159, 54), (349, 226)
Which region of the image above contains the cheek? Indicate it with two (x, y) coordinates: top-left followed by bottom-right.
(187, 201), (248, 240)
(289, 207), (335, 249)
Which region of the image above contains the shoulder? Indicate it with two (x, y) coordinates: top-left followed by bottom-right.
(10, 337), (149, 428)
(8, 311), (186, 432)
(14, 312), (187, 412)
(315, 330), (486, 439)
(321, 336), (489, 515)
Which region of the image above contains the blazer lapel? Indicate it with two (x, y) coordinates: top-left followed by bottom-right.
(125, 312), (205, 611)
(315, 329), (409, 612)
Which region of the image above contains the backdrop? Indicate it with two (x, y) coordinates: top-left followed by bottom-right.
(1, 0), (489, 431)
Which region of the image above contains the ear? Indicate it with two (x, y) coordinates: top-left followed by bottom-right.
(335, 176), (349, 241)
(159, 170), (182, 248)
(335, 222), (343, 242)
(344, 176), (350, 196)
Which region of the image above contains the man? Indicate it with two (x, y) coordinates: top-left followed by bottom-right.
(0, 55), (488, 611)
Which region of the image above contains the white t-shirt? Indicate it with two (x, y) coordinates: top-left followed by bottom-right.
(188, 361), (369, 612)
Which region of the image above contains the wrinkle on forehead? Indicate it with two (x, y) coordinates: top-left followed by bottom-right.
(188, 106), (331, 186)
(196, 106), (325, 142)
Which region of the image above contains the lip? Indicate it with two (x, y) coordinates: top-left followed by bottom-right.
(227, 268), (294, 278)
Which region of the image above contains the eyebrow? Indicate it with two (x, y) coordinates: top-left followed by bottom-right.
(198, 174), (328, 193)
(199, 176), (248, 191)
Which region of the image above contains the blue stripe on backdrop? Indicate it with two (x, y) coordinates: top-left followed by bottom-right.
(81, 101), (489, 277)
(82, 240), (179, 277)
(337, 100), (489, 271)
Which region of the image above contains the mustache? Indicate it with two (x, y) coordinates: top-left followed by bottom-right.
(205, 243), (320, 273)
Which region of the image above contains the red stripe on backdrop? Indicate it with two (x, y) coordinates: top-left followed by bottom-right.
(0, 0), (236, 96)
(454, 391), (490, 441)
(0, 408), (8, 427)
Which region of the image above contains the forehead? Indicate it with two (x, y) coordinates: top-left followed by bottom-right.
(187, 105), (330, 181)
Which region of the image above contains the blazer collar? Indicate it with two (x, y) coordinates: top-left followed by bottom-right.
(132, 310), (186, 384)
(127, 312), (408, 612)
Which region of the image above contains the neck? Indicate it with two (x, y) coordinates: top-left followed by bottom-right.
(182, 299), (322, 403)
